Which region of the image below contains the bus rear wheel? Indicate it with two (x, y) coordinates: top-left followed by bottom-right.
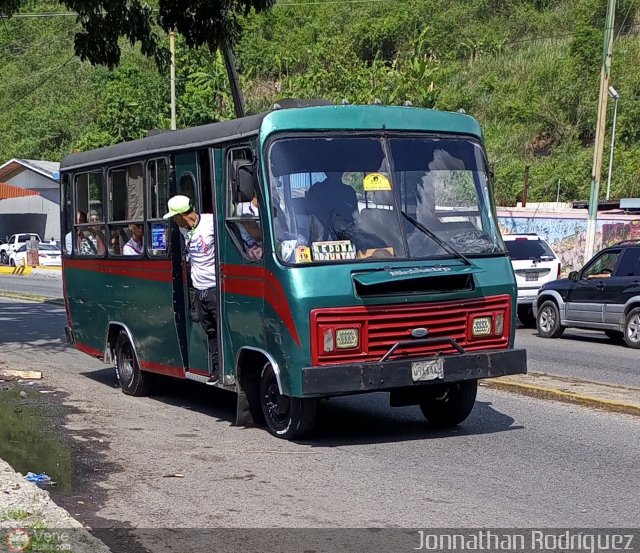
(418, 380), (477, 428)
(114, 331), (152, 396)
(260, 363), (317, 440)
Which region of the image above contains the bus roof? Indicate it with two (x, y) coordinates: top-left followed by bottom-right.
(60, 104), (482, 172)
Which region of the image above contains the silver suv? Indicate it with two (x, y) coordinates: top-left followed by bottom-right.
(503, 233), (561, 327)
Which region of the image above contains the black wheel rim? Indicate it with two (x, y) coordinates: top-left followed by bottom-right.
(263, 370), (290, 428)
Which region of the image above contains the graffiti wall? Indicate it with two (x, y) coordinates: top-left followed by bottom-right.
(497, 210), (640, 272)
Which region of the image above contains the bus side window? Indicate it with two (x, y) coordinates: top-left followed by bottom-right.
(147, 158), (170, 257)
(226, 147), (262, 261)
(62, 174), (73, 256)
(74, 171), (106, 257)
(107, 163), (145, 257)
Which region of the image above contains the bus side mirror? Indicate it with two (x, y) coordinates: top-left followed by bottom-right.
(569, 271), (579, 281)
(232, 160), (255, 203)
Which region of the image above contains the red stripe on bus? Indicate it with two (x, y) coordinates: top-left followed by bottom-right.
(140, 360), (185, 378)
(221, 264), (301, 347)
(64, 258), (172, 282)
(76, 342), (103, 358)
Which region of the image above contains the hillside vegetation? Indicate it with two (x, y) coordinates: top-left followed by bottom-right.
(1, 0), (639, 205)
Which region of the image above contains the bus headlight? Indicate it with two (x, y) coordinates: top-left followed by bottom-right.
(472, 316), (492, 336)
(336, 328), (359, 349)
(323, 327), (360, 352)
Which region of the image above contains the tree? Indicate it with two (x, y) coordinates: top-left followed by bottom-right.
(0, 0), (274, 69)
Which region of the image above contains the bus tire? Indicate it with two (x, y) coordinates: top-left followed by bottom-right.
(114, 331), (152, 396)
(260, 363), (317, 440)
(418, 380), (477, 428)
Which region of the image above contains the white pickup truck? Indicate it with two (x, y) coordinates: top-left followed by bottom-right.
(0, 233), (42, 264)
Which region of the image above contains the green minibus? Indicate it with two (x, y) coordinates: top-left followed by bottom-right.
(61, 100), (526, 439)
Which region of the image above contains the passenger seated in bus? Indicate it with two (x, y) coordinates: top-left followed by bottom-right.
(123, 223), (144, 256)
(79, 226), (106, 256)
(306, 173), (358, 243)
(65, 210), (85, 254)
(236, 192), (262, 261)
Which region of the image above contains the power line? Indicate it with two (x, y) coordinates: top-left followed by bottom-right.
(4, 12), (76, 18)
(1, 54), (76, 113)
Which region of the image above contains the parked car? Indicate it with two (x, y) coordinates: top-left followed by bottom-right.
(0, 233), (42, 264)
(8, 243), (62, 267)
(503, 233), (561, 327)
(533, 240), (640, 348)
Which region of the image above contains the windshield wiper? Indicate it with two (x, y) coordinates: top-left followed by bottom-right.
(400, 210), (473, 266)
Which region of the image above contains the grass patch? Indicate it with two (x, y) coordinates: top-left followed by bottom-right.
(1, 508), (31, 521)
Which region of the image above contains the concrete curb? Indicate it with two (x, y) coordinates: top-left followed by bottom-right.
(0, 265), (32, 276)
(0, 458), (112, 553)
(484, 377), (640, 417)
(0, 290), (63, 304)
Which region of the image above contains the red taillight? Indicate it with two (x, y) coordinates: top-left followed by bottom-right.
(515, 237), (528, 241)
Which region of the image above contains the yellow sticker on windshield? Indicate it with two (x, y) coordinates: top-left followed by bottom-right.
(363, 172), (392, 191)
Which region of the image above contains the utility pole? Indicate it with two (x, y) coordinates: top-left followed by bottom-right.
(585, 0), (616, 262)
(169, 30), (177, 130)
(222, 46), (246, 119)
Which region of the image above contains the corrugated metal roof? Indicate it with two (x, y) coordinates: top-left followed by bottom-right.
(0, 158), (60, 182)
(22, 159), (60, 177)
(0, 182), (41, 200)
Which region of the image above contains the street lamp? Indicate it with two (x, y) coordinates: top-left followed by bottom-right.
(606, 85), (620, 201)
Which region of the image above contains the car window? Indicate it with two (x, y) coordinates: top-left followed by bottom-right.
(38, 244), (60, 252)
(582, 250), (621, 279)
(505, 238), (555, 260)
(16, 245), (27, 253)
(614, 249), (640, 277)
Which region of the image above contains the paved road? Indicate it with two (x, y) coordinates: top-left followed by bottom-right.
(516, 326), (640, 389)
(0, 296), (638, 534)
(0, 272), (62, 298)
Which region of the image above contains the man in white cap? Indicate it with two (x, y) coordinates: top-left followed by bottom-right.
(164, 195), (218, 384)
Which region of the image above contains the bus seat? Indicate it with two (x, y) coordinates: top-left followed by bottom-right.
(291, 197), (310, 238)
(358, 208), (403, 253)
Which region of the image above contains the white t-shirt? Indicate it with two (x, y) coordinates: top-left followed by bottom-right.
(185, 213), (216, 290)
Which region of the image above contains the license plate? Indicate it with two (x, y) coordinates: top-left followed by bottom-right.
(525, 272), (538, 281)
(411, 358), (444, 382)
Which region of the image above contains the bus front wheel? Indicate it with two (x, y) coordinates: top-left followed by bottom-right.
(418, 380), (477, 428)
(114, 331), (152, 396)
(260, 364), (317, 440)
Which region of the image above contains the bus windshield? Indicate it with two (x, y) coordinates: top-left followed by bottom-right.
(268, 135), (504, 264)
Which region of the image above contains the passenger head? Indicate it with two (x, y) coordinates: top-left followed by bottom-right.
(76, 211), (88, 224)
(128, 223), (144, 241)
(164, 195), (197, 229)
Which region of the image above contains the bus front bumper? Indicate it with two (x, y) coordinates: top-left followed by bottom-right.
(301, 348), (527, 396)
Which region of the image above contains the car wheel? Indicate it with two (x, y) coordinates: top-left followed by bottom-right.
(517, 304), (536, 327)
(260, 363), (317, 440)
(604, 330), (624, 343)
(114, 331), (152, 396)
(623, 308), (640, 349)
(9, 258), (15, 267)
(0, 251), (7, 264)
(419, 380), (477, 428)
(536, 300), (565, 338)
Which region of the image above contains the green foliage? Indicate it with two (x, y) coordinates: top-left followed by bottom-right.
(0, 0), (275, 68)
